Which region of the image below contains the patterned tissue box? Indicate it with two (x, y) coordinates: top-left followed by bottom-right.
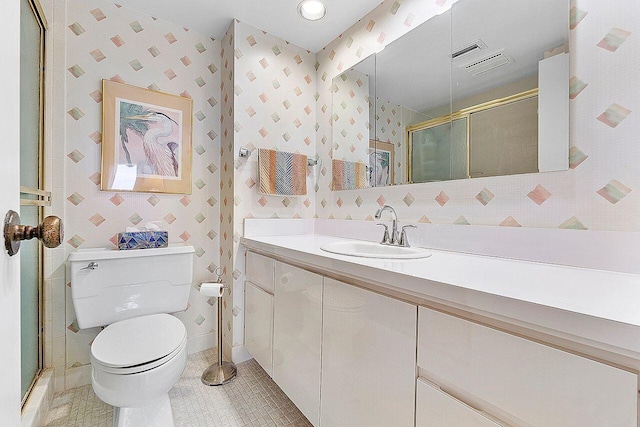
(117, 231), (168, 250)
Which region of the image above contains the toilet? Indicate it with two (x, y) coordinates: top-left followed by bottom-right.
(68, 244), (195, 426)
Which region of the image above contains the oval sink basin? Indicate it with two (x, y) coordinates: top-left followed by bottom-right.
(320, 240), (431, 259)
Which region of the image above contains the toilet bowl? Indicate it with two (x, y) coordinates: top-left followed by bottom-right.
(68, 244), (195, 427)
(90, 314), (188, 426)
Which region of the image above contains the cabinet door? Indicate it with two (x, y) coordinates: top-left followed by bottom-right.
(244, 282), (273, 376)
(416, 378), (502, 427)
(246, 251), (275, 293)
(321, 278), (417, 427)
(418, 307), (638, 426)
(273, 262), (323, 426)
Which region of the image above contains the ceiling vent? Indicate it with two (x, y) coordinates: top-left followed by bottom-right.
(459, 50), (515, 76)
(451, 39), (487, 60)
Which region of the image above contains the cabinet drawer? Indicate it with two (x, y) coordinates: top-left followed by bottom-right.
(418, 307), (637, 426)
(244, 281), (273, 376)
(416, 378), (502, 427)
(246, 251), (275, 293)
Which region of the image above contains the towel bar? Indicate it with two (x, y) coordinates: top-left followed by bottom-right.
(239, 147), (318, 166)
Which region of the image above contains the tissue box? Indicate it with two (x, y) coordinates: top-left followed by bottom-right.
(117, 231), (168, 250)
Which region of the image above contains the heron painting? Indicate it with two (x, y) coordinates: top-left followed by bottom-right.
(101, 80), (193, 194)
(118, 101), (181, 178)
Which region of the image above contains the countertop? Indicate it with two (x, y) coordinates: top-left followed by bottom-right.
(241, 234), (640, 357)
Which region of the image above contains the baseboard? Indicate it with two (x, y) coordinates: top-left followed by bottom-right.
(65, 364), (92, 390)
(187, 331), (215, 355)
(21, 368), (54, 427)
(232, 345), (252, 364)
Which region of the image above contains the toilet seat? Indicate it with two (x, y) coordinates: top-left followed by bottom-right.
(91, 313), (187, 375)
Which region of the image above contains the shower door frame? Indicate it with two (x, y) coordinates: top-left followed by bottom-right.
(20, 0), (47, 408)
(406, 88), (539, 183)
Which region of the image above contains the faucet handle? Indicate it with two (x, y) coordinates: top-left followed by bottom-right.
(399, 225), (417, 247)
(376, 223), (391, 245)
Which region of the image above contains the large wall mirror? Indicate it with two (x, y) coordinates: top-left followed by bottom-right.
(331, 0), (569, 189)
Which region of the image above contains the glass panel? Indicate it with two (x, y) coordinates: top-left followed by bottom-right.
(331, 54), (376, 189)
(451, 0), (569, 179)
(450, 117), (468, 180)
(373, 9), (453, 187)
(19, 205), (39, 399)
(410, 122), (452, 183)
(469, 97), (539, 178)
(20, 0), (43, 400)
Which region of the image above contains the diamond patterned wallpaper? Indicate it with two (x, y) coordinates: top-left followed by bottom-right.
(316, 0), (640, 231)
(219, 20), (318, 351)
(56, 0), (221, 381)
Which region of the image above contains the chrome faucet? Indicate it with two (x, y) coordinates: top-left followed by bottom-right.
(375, 205), (399, 245)
(375, 205), (417, 247)
(398, 225), (417, 247)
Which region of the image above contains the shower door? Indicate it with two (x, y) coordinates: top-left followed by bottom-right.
(20, 0), (46, 404)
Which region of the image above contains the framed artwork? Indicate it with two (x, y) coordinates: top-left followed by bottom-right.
(369, 140), (395, 186)
(101, 80), (193, 194)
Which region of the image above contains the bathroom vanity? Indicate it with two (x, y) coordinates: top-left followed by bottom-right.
(241, 220), (640, 427)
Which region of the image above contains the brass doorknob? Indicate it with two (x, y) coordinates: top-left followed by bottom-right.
(4, 210), (64, 256)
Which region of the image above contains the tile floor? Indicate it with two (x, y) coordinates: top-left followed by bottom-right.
(44, 349), (312, 426)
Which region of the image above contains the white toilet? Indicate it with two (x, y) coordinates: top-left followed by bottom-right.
(68, 244), (195, 426)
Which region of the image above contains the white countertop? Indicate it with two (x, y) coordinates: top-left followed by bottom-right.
(241, 233), (640, 357)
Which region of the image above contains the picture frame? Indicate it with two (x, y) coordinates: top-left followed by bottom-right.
(101, 80), (193, 194)
(369, 139), (395, 186)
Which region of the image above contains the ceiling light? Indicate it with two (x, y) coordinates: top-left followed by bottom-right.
(298, 0), (327, 21)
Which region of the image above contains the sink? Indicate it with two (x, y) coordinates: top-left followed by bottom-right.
(320, 240), (432, 259)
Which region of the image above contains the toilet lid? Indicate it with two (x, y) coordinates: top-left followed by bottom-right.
(91, 313), (186, 368)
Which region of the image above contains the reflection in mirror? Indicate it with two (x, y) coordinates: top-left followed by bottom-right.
(331, 55), (375, 190)
(376, 9), (452, 186)
(447, 0), (569, 179)
(331, 0), (569, 190)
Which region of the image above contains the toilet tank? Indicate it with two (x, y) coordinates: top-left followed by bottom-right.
(68, 244), (194, 329)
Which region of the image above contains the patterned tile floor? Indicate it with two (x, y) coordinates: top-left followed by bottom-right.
(45, 349), (312, 426)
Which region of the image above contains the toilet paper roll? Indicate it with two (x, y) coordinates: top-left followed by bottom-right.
(200, 282), (224, 297)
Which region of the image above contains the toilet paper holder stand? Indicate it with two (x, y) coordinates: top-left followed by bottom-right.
(199, 268), (237, 386)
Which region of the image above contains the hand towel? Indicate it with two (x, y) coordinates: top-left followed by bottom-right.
(332, 159), (367, 190)
(258, 148), (307, 195)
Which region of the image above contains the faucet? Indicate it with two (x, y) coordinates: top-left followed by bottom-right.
(375, 205), (417, 247)
(375, 205), (399, 245)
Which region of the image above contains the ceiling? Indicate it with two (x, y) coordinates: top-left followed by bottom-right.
(115, 0), (384, 52)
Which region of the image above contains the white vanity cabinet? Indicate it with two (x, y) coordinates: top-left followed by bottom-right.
(320, 278), (417, 427)
(417, 307), (638, 426)
(244, 248), (639, 427)
(272, 262), (323, 426)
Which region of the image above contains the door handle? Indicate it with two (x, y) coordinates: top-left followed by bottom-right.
(4, 210), (63, 256)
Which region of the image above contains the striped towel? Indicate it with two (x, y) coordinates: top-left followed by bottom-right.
(332, 159), (367, 190)
(258, 149), (307, 195)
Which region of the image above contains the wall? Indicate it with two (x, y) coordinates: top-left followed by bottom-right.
(316, 0), (640, 232)
(219, 23), (235, 359)
(46, 0), (221, 391)
(219, 20), (317, 356)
